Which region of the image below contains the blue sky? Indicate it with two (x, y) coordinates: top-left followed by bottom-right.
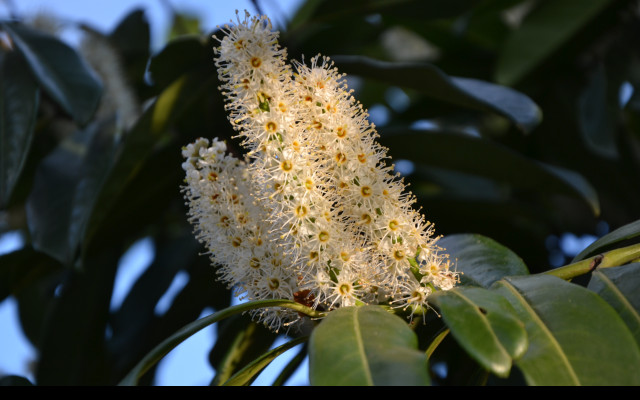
(0, 0), (306, 386)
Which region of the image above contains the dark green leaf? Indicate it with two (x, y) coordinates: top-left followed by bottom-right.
(578, 63), (618, 158)
(379, 128), (600, 216)
(0, 47), (39, 208)
(146, 35), (208, 91)
(493, 275), (640, 385)
(0, 247), (60, 302)
(119, 299), (322, 385)
(0, 375), (33, 386)
(2, 22), (102, 125)
(430, 286), (527, 378)
(34, 246), (120, 385)
(587, 263), (640, 347)
(108, 8), (150, 58)
(573, 219), (640, 262)
(25, 119), (118, 267)
(83, 66), (218, 249)
(332, 55), (542, 133)
(308, 305), (430, 386)
(495, 0), (613, 85)
(439, 233), (529, 288)
(210, 315), (278, 386)
(222, 336), (307, 386)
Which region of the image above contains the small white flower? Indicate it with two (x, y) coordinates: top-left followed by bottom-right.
(182, 12), (458, 331)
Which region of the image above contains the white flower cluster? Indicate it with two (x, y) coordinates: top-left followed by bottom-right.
(182, 11), (459, 332)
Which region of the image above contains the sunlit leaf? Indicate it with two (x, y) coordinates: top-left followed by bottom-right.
(430, 286), (527, 378)
(309, 305), (430, 386)
(439, 233), (529, 288)
(493, 275), (640, 385)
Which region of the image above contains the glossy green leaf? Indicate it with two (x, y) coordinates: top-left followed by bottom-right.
(573, 219), (640, 262)
(222, 336), (308, 386)
(495, 0), (613, 85)
(210, 315), (278, 386)
(439, 233), (529, 288)
(83, 66), (218, 249)
(430, 287), (527, 378)
(332, 55), (542, 133)
(25, 119), (117, 267)
(379, 128), (600, 216)
(493, 275), (640, 385)
(587, 263), (640, 347)
(308, 305), (430, 386)
(0, 48), (39, 208)
(2, 22), (102, 125)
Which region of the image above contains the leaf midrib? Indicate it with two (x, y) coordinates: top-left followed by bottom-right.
(353, 307), (373, 386)
(499, 281), (581, 385)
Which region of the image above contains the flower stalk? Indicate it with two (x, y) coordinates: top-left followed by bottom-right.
(544, 242), (640, 281)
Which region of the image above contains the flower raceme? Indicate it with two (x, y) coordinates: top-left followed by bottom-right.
(182, 11), (459, 332)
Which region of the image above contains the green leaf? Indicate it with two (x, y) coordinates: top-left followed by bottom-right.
(119, 299), (323, 385)
(146, 35), (208, 91)
(439, 233), (529, 288)
(0, 375), (33, 386)
(495, 0), (613, 85)
(493, 275), (640, 385)
(331, 55), (542, 133)
(0, 47), (39, 208)
(25, 119), (118, 267)
(379, 128), (600, 216)
(430, 287), (527, 378)
(210, 315), (278, 386)
(272, 342), (308, 386)
(0, 247), (60, 302)
(2, 22), (102, 125)
(578, 63), (618, 158)
(168, 13), (201, 41)
(222, 336), (308, 386)
(308, 305), (430, 386)
(83, 66), (219, 249)
(587, 263), (640, 347)
(573, 219), (640, 262)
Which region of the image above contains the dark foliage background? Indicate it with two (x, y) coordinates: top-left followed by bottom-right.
(1, 0), (639, 385)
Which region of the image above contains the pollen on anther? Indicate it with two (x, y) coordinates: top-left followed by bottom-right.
(250, 57), (262, 68)
(280, 160), (293, 172)
(318, 231), (330, 242)
(266, 121), (277, 131)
